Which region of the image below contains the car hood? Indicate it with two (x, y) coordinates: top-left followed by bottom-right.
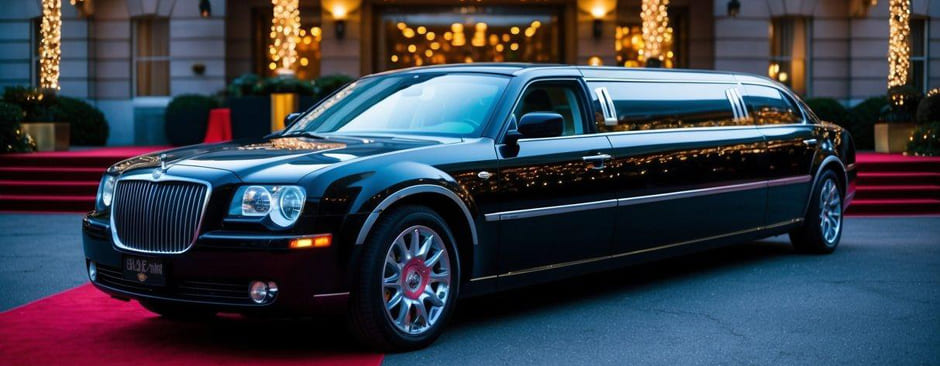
(109, 134), (456, 183)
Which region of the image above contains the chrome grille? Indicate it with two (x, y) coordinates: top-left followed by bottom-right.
(112, 179), (209, 254)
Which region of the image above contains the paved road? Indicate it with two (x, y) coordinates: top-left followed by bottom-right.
(1, 215), (938, 365)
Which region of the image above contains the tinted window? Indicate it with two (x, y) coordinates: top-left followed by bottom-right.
(588, 82), (737, 132)
(513, 83), (587, 136)
(742, 85), (803, 125)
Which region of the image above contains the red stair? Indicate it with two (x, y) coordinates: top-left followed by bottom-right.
(0, 147), (167, 213)
(847, 153), (940, 216)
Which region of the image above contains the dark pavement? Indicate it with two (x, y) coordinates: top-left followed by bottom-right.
(1, 214), (938, 365)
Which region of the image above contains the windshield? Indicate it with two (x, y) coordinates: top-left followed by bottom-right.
(286, 73), (510, 138)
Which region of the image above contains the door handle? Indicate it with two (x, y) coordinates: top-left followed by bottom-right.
(582, 154), (612, 170)
(802, 138), (818, 146)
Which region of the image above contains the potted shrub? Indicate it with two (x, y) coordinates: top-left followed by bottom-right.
(848, 96), (888, 151)
(908, 89), (940, 156)
(3, 87), (67, 151)
(875, 85), (921, 153)
(164, 94), (218, 146)
(50, 96), (109, 146)
(0, 101), (36, 153)
(226, 74), (271, 139)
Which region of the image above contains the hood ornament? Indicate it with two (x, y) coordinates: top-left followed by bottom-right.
(153, 153), (168, 179)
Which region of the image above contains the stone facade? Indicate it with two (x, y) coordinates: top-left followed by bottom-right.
(0, 0), (937, 145)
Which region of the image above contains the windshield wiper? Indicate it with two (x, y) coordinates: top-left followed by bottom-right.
(279, 131), (329, 139)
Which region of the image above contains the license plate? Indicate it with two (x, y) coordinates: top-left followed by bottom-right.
(123, 255), (166, 286)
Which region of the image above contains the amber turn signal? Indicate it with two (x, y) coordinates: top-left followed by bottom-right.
(290, 234), (332, 249)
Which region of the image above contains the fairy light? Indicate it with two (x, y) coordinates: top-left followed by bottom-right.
(40, 0), (61, 90)
(269, 0), (300, 74)
(641, 0), (670, 65)
(888, 0), (911, 88)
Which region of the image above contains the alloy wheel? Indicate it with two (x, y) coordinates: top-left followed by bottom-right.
(382, 225), (452, 335)
(818, 178), (842, 246)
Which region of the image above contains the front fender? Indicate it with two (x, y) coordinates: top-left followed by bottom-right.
(314, 161), (480, 244)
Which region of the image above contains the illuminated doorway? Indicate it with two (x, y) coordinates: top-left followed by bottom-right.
(374, 6), (563, 71)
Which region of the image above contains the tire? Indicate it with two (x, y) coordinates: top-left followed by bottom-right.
(139, 300), (217, 321)
(789, 170), (844, 254)
(348, 205), (461, 352)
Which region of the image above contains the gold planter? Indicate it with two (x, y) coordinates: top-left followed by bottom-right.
(270, 93), (299, 132)
(874, 122), (915, 153)
(21, 122), (69, 152)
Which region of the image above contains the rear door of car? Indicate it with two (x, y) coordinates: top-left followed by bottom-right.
(490, 79), (616, 276)
(586, 78), (768, 255)
(740, 83), (817, 226)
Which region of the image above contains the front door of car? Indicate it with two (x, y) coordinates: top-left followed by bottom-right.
(588, 81), (768, 254)
(493, 80), (616, 276)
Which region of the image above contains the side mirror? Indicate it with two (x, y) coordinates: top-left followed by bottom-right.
(506, 112), (564, 145)
(284, 112), (302, 127)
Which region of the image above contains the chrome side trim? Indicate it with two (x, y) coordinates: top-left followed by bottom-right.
(495, 218), (803, 278)
(484, 199), (618, 222)
(584, 77), (738, 85)
(485, 176), (811, 221)
(313, 292), (350, 298)
(766, 175), (812, 187)
(109, 173), (212, 255)
(752, 123), (811, 129)
(617, 180), (765, 206)
(469, 274), (498, 282)
(846, 163), (857, 172)
(355, 184), (479, 245)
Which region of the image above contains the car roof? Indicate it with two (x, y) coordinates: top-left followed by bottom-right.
(369, 63), (778, 86)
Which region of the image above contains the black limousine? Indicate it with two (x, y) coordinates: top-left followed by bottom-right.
(83, 64), (856, 350)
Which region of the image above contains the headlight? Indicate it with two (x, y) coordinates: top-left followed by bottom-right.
(96, 175), (116, 210)
(229, 185), (306, 228)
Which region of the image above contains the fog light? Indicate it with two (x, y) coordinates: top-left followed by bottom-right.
(249, 281), (278, 304)
(88, 262), (97, 281)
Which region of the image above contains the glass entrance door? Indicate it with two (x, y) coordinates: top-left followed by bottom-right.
(375, 6), (562, 71)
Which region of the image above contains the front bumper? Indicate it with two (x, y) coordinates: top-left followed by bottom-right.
(82, 214), (350, 315)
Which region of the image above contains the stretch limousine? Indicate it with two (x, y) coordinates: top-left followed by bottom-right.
(83, 64), (856, 351)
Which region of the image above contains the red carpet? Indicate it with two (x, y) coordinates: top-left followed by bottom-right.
(0, 147), (168, 212)
(0, 284), (383, 366)
(848, 153), (940, 216)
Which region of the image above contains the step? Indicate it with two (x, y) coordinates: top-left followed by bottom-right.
(0, 167), (105, 181)
(0, 194), (95, 212)
(0, 180), (100, 196)
(856, 172), (940, 186)
(0, 155), (122, 168)
(846, 198), (940, 215)
(856, 161), (940, 173)
(854, 185), (940, 200)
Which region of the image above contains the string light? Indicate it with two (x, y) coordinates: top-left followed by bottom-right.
(40, 0), (61, 90)
(888, 0), (911, 88)
(269, 0), (300, 74)
(641, 0), (672, 66)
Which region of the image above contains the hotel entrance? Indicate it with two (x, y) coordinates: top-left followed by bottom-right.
(371, 4), (569, 72)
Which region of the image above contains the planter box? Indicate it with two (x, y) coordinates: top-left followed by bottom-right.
(874, 122), (915, 153)
(270, 93), (299, 132)
(228, 96), (270, 139)
(21, 122), (69, 151)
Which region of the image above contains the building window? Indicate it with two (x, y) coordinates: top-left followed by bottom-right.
(30, 18), (41, 87)
(769, 17), (811, 95)
(910, 18), (928, 92)
(133, 17), (170, 96)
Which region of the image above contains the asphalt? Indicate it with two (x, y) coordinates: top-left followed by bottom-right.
(1, 214), (938, 365)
